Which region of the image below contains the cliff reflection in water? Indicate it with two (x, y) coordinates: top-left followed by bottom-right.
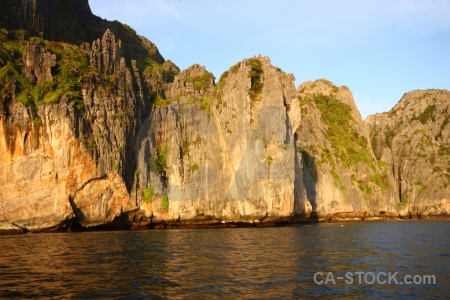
(0, 221), (448, 298)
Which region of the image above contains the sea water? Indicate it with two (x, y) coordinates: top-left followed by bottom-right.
(1, 221), (448, 298)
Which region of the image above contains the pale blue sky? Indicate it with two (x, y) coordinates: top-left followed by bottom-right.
(89, 0), (450, 119)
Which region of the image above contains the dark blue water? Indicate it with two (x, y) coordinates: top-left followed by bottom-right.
(1, 221), (449, 299)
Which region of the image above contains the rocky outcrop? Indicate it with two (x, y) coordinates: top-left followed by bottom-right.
(295, 79), (400, 221)
(131, 59), (410, 226)
(0, 28), (163, 231)
(0, 222), (27, 234)
(134, 57), (305, 225)
(0, 0), (164, 63)
(0, 97), (101, 230)
(365, 90), (450, 218)
(0, 1), (448, 234)
(22, 38), (56, 83)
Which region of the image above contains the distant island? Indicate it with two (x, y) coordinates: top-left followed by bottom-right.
(0, 0), (448, 234)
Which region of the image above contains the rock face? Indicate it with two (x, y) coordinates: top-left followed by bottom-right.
(134, 57), (304, 224)
(295, 80), (400, 221)
(22, 38), (56, 83)
(131, 61), (414, 226)
(0, 0), (164, 63)
(0, 1), (448, 233)
(0, 0), (93, 43)
(0, 26), (176, 231)
(365, 90), (450, 218)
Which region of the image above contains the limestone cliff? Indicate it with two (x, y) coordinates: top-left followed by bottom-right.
(365, 90), (450, 218)
(131, 61), (412, 226)
(0, 23), (177, 232)
(296, 80), (400, 221)
(0, 0), (448, 234)
(134, 57), (304, 225)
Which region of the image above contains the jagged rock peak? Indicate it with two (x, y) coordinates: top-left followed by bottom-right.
(0, 0), (165, 64)
(91, 29), (123, 76)
(22, 38), (56, 84)
(166, 64), (215, 104)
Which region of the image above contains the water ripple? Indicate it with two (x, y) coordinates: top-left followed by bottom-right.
(0, 221), (448, 298)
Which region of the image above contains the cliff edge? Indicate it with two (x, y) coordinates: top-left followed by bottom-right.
(0, 0), (448, 233)
(365, 89), (450, 218)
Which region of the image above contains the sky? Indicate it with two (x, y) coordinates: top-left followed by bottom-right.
(89, 0), (450, 119)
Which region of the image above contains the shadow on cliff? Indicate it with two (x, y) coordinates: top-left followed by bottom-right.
(67, 195), (85, 231)
(294, 134), (319, 222)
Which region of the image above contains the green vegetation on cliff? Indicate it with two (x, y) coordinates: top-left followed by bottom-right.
(154, 94), (172, 107)
(0, 33), (95, 109)
(143, 187), (155, 203)
(161, 195), (169, 210)
(32, 117), (42, 125)
(384, 129), (396, 148)
(297, 87), (391, 196)
(313, 93), (373, 168)
(412, 104), (436, 124)
(247, 58), (263, 101)
(149, 143), (168, 176)
(331, 169), (345, 190)
(216, 71), (228, 91)
(52, 43), (95, 100)
(187, 67), (215, 92)
(1, 25), (171, 113)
